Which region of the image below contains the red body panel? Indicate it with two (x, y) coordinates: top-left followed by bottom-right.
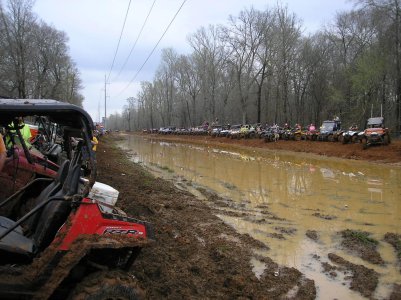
(57, 198), (147, 251)
(0, 148), (58, 199)
(365, 128), (385, 135)
(29, 128), (38, 139)
(2, 148), (58, 178)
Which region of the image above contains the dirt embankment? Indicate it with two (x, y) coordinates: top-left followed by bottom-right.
(96, 135), (316, 299)
(139, 133), (401, 165)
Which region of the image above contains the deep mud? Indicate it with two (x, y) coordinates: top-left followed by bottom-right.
(340, 229), (384, 265)
(305, 230), (319, 241)
(140, 133), (401, 165)
(97, 136), (316, 299)
(328, 253), (379, 298)
(390, 284), (401, 300)
(384, 233), (401, 272)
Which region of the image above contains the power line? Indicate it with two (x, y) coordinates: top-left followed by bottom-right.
(113, 0), (157, 82)
(107, 0), (132, 83)
(113, 0), (187, 99)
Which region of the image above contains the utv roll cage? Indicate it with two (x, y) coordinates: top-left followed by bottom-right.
(0, 99), (97, 250)
(0, 99), (96, 192)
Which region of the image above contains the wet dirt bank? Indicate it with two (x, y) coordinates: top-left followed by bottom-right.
(138, 133), (401, 165)
(97, 134), (401, 299)
(97, 135), (316, 299)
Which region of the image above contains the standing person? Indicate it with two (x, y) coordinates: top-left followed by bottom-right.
(91, 131), (99, 152)
(6, 117), (32, 148)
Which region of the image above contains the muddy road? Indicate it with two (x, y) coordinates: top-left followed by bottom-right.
(97, 134), (401, 299)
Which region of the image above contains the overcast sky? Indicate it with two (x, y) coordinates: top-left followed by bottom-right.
(32, 0), (354, 123)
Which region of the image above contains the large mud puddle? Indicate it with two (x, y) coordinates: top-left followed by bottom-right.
(119, 135), (401, 299)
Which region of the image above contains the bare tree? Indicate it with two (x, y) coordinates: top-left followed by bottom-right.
(221, 8), (266, 124)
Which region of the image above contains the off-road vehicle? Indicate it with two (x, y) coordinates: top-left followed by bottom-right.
(303, 124), (318, 141)
(239, 124), (256, 138)
(228, 124), (241, 139)
(218, 125), (231, 137)
(210, 125), (222, 137)
(0, 99), (153, 299)
(339, 125), (360, 144)
(317, 119), (342, 142)
(359, 117), (390, 149)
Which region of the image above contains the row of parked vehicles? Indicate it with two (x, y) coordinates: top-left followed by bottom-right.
(148, 117), (391, 149)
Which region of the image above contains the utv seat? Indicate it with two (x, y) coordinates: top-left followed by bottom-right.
(23, 160), (71, 233)
(0, 216), (34, 264)
(33, 164), (81, 251)
(0, 162), (80, 263)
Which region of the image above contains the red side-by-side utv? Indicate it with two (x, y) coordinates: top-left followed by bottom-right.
(0, 99), (153, 299)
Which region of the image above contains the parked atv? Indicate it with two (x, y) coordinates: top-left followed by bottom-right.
(218, 125), (231, 137)
(282, 127), (293, 140)
(289, 125), (302, 141)
(0, 99), (153, 299)
(30, 116), (64, 163)
(262, 127), (280, 142)
(304, 124), (319, 141)
(318, 119), (342, 142)
(210, 125), (222, 137)
(339, 125), (360, 144)
(359, 117), (391, 149)
(228, 124), (241, 139)
(239, 124), (256, 138)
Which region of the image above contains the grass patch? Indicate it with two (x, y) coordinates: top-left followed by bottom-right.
(223, 182), (237, 190)
(342, 229), (378, 246)
(159, 165), (174, 173)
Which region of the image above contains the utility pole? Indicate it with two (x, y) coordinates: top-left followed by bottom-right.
(97, 99), (101, 123)
(104, 74), (107, 129)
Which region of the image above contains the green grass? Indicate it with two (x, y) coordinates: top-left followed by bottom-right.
(342, 229), (378, 246)
(160, 165), (174, 173)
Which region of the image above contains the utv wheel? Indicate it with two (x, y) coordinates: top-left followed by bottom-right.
(339, 135), (345, 144)
(294, 134), (301, 141)
(328, 135), (334, 142)
(69, 271), (144, 300)
(351, 135), (358, 143)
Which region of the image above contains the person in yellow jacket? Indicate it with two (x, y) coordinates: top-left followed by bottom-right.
(91, 131), (99, 152)
(6, 117), (32, 148)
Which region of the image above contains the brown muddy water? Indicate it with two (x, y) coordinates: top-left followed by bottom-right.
(119, 135), (401, 300)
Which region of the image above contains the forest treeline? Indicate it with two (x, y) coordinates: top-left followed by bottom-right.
(109, 0), (401, 134)
(0, 0), (83, 105)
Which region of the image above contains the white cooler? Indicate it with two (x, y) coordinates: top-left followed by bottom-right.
(88, 182), (119, 213)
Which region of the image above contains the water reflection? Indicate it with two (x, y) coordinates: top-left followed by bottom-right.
(120, 135), (401, 299)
